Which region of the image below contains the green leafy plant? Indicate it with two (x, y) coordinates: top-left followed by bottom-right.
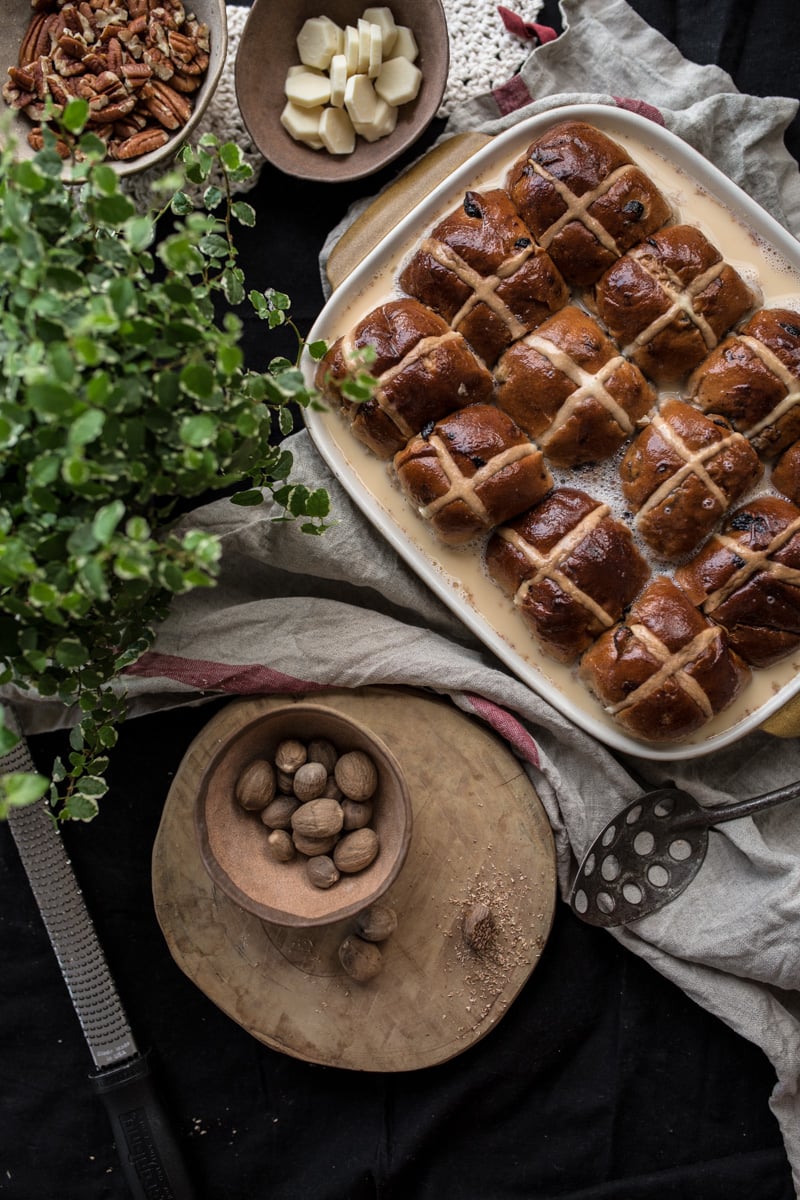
(0, 101), (331, 821)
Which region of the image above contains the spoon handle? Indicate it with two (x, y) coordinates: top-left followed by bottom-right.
(676, 778), (800, 830)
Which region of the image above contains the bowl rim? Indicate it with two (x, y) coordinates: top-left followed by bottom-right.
(233, 0), (449, 183)
(193, 701), (413, 927)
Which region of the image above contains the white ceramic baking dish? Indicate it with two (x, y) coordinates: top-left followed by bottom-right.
(302, 103), (800, 761)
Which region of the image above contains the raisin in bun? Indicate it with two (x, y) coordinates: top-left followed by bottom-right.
(484, 487), (650, 663)
(688, 307), (800, 457)
(398, 188), (569, 366)
(580, 576), (750, 741)
(494, 305), (655, 467)
(505, 120), (673, 287)
(393, 405), (553, 546)
(315, 298), (494, 458)
(593, 224), (757, 384)
(619, 399), (763, 559)
(674, 496), (800, 667)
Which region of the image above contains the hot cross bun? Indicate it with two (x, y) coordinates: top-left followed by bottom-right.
(688, 307), (800, 457)
(580, 576), (750, 741)
(494, 305), (656, 467)
(484, 487), (650, 663)
(593, 224), (757, 384)
(674, 495), (800, 667)
(619, 399), (763, 558)
(315, 298), (495, 458)
(505, 120), (673, 287)
(393, 404), (553, 545)
(398, 187), (569, 366)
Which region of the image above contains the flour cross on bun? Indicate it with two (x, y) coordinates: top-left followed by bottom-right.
(689, 307), (800, 457)
(593, 224), (757, 384)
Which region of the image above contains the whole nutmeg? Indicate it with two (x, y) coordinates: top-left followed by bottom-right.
(355, 904), (397, 942)
(322, 775), (344, 801)
(260, 795), (300, 830)
(333, 827), (379, 874)
(339, 934), (382, 982)
(236, 759), (276, 811)
(462, 902), (495, 954)
(276, 768), (295, 794)
(274, 738), (307, 775)
(266, 829), (295, 863)
(292, 761), (328, 803)
(292, 831), (339, 857)
(334, 750), (378, 802)
(307, 738), (338, 774)
(341, 799), (373, 831)
(306, 855), (340, 890)
(291, 797), (344, 840)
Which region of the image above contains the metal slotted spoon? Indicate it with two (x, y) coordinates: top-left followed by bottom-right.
(569, 779), (800, 927)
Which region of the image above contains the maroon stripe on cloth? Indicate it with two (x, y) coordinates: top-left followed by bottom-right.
(613, 96), (666, 125)
(497, 6), (558, 43)
(493, 73), (535, 115)
(124, 651), (321, 694)
(461, 692), (542, 769)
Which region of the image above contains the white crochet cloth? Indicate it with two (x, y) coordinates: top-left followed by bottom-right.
(123, 2), (544, 205)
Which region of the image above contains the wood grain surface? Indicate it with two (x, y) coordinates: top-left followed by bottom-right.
(152, 686), (556, 1071)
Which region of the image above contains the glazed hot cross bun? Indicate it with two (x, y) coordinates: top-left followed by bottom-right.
(580, 576), (750, 741)
(688, 307), (800, 458)
(593, 224), (757, 384)
(505, 120), (673, 287)
(484, 487), (650, 663)
(494, 305), (656, 468)
(393, 404), (553, 546)
(398, 187), (569, 365)
(315, 298), (494, 458)
(674, 495), (800, 667)
(619, 399), (763, 558)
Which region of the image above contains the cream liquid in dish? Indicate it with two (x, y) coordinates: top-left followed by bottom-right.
(302, 104), (800, 760)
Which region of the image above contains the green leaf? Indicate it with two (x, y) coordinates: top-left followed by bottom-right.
(55, 638), (90, 667)
(62, 97), (89, 133)
(93, 500), (125, 544)
(0, 772), (50, 818)
(180, 414), (217, 446)
(231, 488), (265, 507)
(231, 201), (256, 227)
(60, 792), (100, 822)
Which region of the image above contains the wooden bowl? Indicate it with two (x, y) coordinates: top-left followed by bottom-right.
(235, 0), (448, 182)
(195, 702), (413, 927)
(0, 0), (227, 177)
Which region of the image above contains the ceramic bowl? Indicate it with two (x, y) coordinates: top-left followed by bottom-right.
(0, 0), (227, 177)
(235, 0), (449, 182)
(195, 702), (413, 927)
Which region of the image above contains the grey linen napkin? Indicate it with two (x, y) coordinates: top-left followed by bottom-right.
(5, 0), (800, 1189)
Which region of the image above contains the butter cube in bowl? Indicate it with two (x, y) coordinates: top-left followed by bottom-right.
(235, 0), (448, 182)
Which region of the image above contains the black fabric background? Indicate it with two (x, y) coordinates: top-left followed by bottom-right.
(2, 3), (800, 1198)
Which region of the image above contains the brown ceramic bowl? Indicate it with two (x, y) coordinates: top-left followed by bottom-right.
(195, 702), (413, 927)
(235, 0), (448, 182)
(0, 0), (227, 177)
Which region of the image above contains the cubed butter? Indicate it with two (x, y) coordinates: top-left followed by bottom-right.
(296, 15), (343, 70)
(343, 24), (360, 74)
(285, 69), (331, 109)
(375, 55), (422, 106)
(329, 53), (348, 107)
(319, 106), (356, 155)
(367, 23), (384, 79)
(361, 6), (398, 56)
(344, 73), (380, 125)
(386, 24), (418, 62)
(280, 100), (324, 148)
(352, 95), (398, 142)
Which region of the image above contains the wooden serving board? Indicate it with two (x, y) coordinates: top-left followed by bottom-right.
(152, 687), (556, 1072)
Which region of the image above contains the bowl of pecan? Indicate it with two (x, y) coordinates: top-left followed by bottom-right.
(194, 702), (414, 928)
(1, 0), (227, 175)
